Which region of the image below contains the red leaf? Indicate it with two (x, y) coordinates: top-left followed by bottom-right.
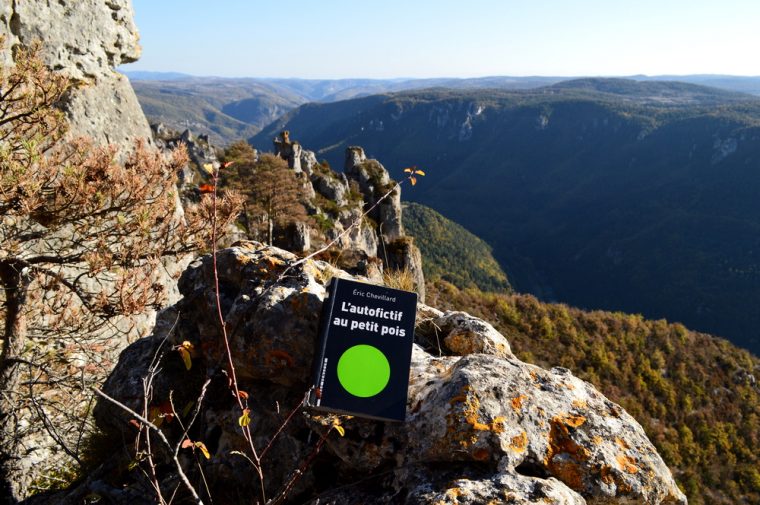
(198, 184), (215, 194)
(128, 419), (141, 430)
(181, 438), (194, 449)
(237, 390), (249, 400)
(222, 161), (235, 168)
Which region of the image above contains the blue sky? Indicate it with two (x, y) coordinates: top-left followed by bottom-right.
(128, 0), (760, 79)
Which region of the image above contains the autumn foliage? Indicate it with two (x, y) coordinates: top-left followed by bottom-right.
(0, 40), (239, 498)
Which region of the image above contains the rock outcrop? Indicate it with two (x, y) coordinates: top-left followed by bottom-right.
(0, 0), (151, 147)
(61, 243), (686, 505)
(152, 124), (222, 189)
(274, 130), (303, 172)
(344, 147), (404, 242)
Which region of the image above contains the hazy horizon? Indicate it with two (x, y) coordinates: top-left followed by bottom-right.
(123, 70), (760, 81)
(129, 0), (760, 79)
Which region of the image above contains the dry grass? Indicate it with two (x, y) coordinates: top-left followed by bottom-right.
(383, 267), (416, 293)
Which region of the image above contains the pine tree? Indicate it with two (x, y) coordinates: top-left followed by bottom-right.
(223, 152), (308, 245)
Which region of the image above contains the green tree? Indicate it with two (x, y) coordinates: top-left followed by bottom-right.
(222, 152), (308, 245)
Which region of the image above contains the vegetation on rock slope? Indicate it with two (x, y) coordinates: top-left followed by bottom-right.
(252, 81), (760, 354)
(401, 202), (511, 292)
(426, 280), (760, 505)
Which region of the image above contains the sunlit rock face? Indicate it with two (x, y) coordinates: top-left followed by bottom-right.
(1, 0), (151, 147)
(87, 243), (686, 505)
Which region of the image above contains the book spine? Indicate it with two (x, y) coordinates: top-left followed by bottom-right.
(307, 277), (339, 407)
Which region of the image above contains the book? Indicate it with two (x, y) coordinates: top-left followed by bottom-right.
(307, 277), (418, 422)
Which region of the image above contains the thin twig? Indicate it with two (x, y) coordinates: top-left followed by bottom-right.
(210, 168), (266, 505)
(260, 390), (309, 461)
(92, 388), (204, 505)
(270, 426), (334, 505)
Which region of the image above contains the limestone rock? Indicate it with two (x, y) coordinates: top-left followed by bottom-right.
(85, 243), (685, 505)
(345, 145), (367, 170)
(377, 183), (404, 241)
(273, 130), (302, 172)
(384, 237), (426, 303)
(311, 168), (350, 207)
(0, 2), (189, 497)
(0, 0), (152, 148)
(344, 153), (404, 242)
(300, 149), (318, 176)
(283, 221), (311, 253)
(435, 310), (514, 358)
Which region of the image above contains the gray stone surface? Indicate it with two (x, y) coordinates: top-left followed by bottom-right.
(86, 243), (685, 505)
(0, 0), (152, 148)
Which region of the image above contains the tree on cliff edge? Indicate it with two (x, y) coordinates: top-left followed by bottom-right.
(222, 150), (308, 245)
(0, 41), (239, 500)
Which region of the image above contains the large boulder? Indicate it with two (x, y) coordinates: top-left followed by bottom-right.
(79, 243), (686, 505)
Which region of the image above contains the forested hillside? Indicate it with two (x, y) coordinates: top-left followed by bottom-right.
(402, 202), (511, 292)
(252, 80), (760, 354)
(426, 280), (760, 505)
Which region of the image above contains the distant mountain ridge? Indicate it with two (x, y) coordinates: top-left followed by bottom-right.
(251, 79), (760, 354)
(127, 72), (760, 145)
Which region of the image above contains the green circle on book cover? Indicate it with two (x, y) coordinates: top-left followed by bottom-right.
(337, 344), (391, 398)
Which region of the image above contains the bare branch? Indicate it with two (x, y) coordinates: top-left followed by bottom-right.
(92, 387), (204, 505)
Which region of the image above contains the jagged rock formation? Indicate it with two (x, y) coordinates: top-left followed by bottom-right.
(46, 243), (686, 505)
(151, 124), (222, 188)
(0, 0), (151, 147)
(273, 130), (303, 172)
(344, 146), (404, 242)
(267, 134), (424, 299)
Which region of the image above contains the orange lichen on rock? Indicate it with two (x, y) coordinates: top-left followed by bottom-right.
(511, 395), (526, 411)
(265, 256), (285, 270)
(572, 399), (587, 409)
(509, 431), (528, 453)
(616, 453), (639, 474)
(544, 413), (591, 491)
(600, 465), (614, 484)
(446, 386), (512, 452)
(445, 331), (479, 354)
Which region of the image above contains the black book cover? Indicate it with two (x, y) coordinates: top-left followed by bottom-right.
(307, 277), (418, 422)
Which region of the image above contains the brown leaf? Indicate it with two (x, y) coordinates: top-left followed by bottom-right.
(178, 347), (192, 370)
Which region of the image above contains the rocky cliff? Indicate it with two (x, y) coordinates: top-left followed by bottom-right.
(0, 0), (151, 147)
(34, 243), (686, 505)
